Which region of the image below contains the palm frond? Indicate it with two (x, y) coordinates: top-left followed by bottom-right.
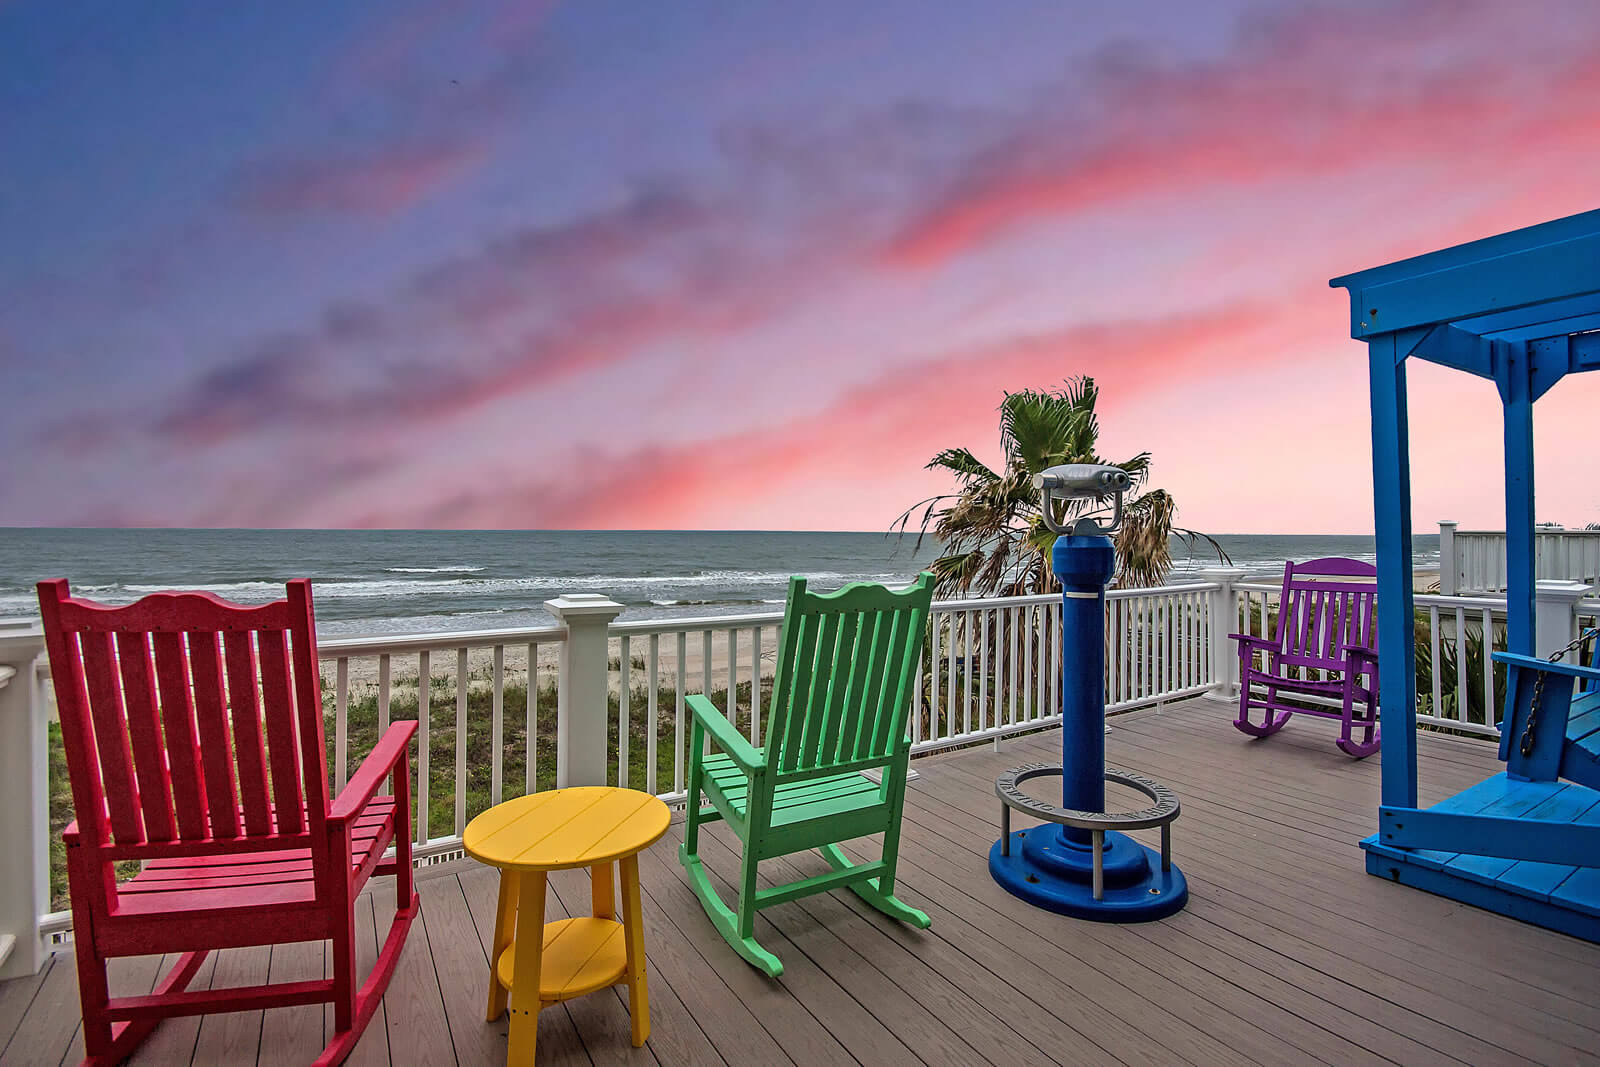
(925, 447), (999, 486)
(893, 378), (1226, 597)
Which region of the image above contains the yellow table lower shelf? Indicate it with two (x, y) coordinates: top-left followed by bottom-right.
(496, 917), (629, 1003)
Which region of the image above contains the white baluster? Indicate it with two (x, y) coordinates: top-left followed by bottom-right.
(491, 644), (504, 805)
(455, 648), (468, 835)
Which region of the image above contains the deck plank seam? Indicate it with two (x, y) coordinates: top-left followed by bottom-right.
(931, 726), (1600, 994)
(885, 791), (1379, 1066)
(693, 820), (1059, 1067)
(674, 822), (932, 1067)
(903, 767), (1499, 1064)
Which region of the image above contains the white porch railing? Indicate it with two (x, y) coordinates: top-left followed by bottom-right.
(607, 584), (1217, 805)
(1439, 520), (1600, 594)
(315, 623), (567, 861)
(8, 573), (1594, 969)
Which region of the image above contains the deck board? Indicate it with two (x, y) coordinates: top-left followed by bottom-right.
(256, 937), (326, 1066)
(6, 695), (1600, 1066)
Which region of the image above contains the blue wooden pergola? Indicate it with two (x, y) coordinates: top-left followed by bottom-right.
(1332, 210), (1600, 941)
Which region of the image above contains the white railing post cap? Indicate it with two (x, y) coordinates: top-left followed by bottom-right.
(544, 594), (625, 619)
(0, 631), (45, 657)
(1534, 579), (1595, 602)
(1197, 567), (1247, 581)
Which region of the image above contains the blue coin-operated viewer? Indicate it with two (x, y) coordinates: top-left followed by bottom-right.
(989, 463), (1188, 920)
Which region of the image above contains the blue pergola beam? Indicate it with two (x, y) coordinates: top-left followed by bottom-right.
(1348, 232), (1600, 340)
(1409, 323), (1493, 378)
(1456, 290), (1600, 340)
(1531, 331), (1600, 400)
(1330, 209), (1600, 332)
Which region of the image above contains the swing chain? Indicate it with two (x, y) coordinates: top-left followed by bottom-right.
(1519, 627), (1599, 757)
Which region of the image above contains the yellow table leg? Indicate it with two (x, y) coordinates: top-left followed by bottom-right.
(619, 854), (649, 1047)
(506, 870), (547, 1066)
(485, 870), (520, 1021)
(591, 862), (614, 920)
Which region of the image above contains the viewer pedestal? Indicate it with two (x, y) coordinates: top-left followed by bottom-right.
(988, 533), (1188, 922)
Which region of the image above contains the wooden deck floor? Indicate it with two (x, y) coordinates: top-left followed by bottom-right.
(5, 695), (1600, 1066)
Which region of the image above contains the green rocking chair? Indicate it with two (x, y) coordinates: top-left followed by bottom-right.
(680, 571), (936, 976)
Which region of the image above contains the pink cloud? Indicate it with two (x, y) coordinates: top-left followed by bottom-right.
(880, 1), (1600, 269)
(390, 301), (1288, 531)
(234, 138), (489, 217)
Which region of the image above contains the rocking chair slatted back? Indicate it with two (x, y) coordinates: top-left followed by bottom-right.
(1271, 557), (1378, 671)
(37, 578), (329, 861)
(767, 573), (934, 778)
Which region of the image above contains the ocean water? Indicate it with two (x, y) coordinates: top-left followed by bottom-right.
(0, 529), (1437, 636)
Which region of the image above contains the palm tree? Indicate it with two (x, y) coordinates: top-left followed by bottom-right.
(894, 377), (1226, 594)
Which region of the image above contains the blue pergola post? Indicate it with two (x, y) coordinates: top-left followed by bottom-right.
(1499, 340), (1536, 659)
(1368, 336), (1417, 811)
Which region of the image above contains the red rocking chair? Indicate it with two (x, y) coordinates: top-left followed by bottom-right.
(1230, 557), (1380, 758)
(37, 578), (418, 1066)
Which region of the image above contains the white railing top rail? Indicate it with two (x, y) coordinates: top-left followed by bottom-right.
(1455, 528), (1600, 537)
(607, 583), (1224, 639)
(316, 623), (567, 658)
(1233, 580), (1514, 612)
(608, 609), (785, 636)
(930, 591), (1061, 611)
(1109, 581), (1218, 597)
(314, 589), (1187, 653)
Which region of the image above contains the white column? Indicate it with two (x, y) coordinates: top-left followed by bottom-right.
(1534, 580), (1591, 659)
(545, 595), (624, 788)
(0, 628), (49, 979)
(1437, 521), (1458, 596)
(1199, 568), (1247, 699)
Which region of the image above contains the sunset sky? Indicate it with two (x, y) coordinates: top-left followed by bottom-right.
(2, 0), (1597, 534)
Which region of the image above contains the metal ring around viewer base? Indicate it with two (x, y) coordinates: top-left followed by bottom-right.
(995, 763), (1180, 881)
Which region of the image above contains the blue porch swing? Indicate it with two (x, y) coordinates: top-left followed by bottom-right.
(1332, 209), (1600, 942)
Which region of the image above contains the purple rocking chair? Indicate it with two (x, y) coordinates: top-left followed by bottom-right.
(1231, 557), (1380, 758)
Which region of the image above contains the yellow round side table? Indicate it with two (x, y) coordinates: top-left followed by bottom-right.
(464, 787), (670, 1064)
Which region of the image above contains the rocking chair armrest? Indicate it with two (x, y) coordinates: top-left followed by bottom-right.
(1345, 644), (1378, 666)
(330, 720), (418, 825)
(687, 692), (762, 772)
(1230, 633), (1280, 651)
